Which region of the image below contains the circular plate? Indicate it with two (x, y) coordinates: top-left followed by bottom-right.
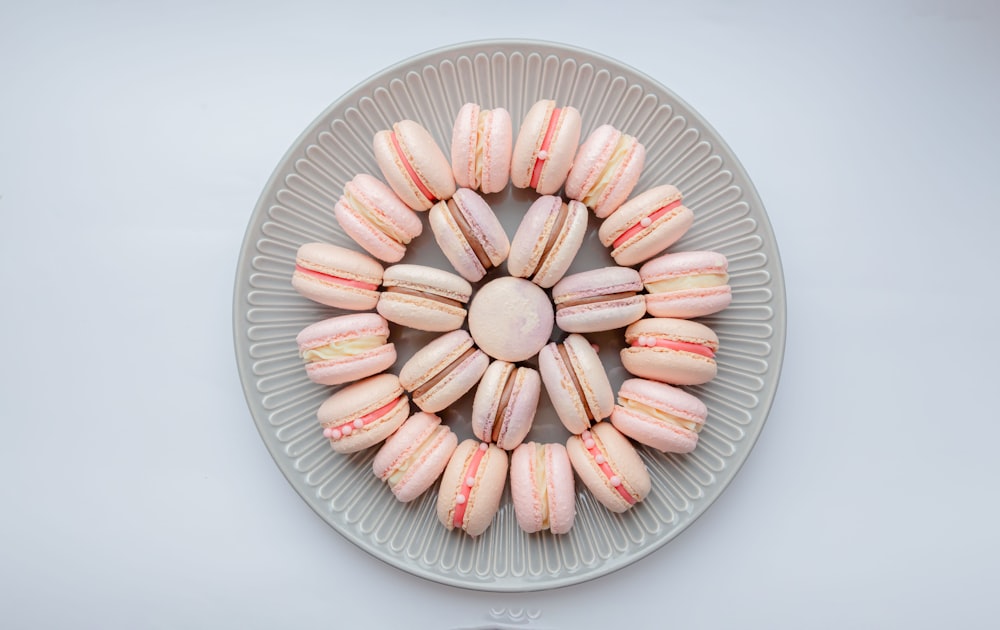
(233, 39), (785, 592)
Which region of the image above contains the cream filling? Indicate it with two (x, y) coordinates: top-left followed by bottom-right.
(473, 110), (489, 185)
(622, 398), (701, 432)
(582, 134), (635, 207)
(645, 273), (729, 293)
(302, 335), (386, 362)
(534, 447), (550, 529)
(344, 189), (410, 243)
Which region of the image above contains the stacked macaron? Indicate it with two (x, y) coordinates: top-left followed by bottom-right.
(285, 98), (736, 537)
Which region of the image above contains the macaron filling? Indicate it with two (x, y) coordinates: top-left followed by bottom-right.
(390, 130), (438, 203)
(581, 134), (637, 208)
(619, 397), (702, 432)
(384, 285), (465, 308)
(301, 335), (387, 362)
(411, 346), (481, 399)
(473, 110), (490, 185)
(294, 265), (379, 291)
(580, 429), (636, 505)
(645, 272), (729, 293)
(322, 396), (404, 441)
(556, 291), (639, 311)
(529, 107), (562, 189)
(445, 198), (493, 269)
(612, 198), (684, 250)
(525, 201), (570, 278)
(533, 446), (551, 528)
(630, 335), (716, 359)
(557, 343), (596, 421)
(453, 442), (489, 528)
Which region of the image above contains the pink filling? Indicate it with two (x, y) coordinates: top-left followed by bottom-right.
(582, 430), (635, 505)
(630, 336), (715, 358)
(390, 131), (437, 203)
(323, 398), (400, 441)
(529, 108), (561, 189)
(611, 199), (683, 249)
(295, 265), (377, 291)
(453, 443), (489, 528)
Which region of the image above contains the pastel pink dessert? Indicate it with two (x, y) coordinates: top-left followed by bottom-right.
(291, 242), (383, 310)
(551, 266), (646, 333)
(565, 124), (645, 218)
(373, 120), (456, 210)
(450, 103), (512, 194)
(372, 412), (458, 502)
(398, 329), (489, 413)
(467, 277), (554, 363)
(316, 373), (410, 454)
(333, 174), (423, 263)
(437, 440), (508, 536)
(377, 264), (472, 332)
(538, 334), (615, 434)
(510, 442), (576, 534)
(471, 361), (541, 450)
(566, 422), (650, 513)
(429, 188), (510, 282)
(599, 185), (694, 267)
(620, 318), (719, 385)
(639, 250), (732, 319)
(295, 313), (396, 386)
(507, 196), (588, 288)
(611, 378), (707, 453)
(511, 100), (582, 194)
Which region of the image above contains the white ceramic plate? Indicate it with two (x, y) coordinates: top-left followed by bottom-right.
(233, 39), (785, 592)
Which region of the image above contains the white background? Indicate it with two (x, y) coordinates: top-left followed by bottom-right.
(3, 1), (998, 628)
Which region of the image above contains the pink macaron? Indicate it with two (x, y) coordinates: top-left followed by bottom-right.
(620, 318), (719, 385)
(565, 124), (646, 218)
(471, 361), (541, 450)
(611, 378), (707, 453)
(639, 251), (732, 319)
(377, 264), (472, 332)
(372, 411), (458, 502)
(333, 173), (423, 263)
(398, 329), (489, 413)
(291, 242), (383, 310)
(511, 100), (582, 195)
(599, 185), (694, 267)
(437, 440), (508, 536)
(510, 442), (576, 534)
(295, 313), (396, 386)
(467, 277), (554, 363)
(316, 373), (410, 453)
(373, 119), (456, 211)
(566, 422), (650, 513)
(552, 266), (646, 333)
(450, 103), (512, 194)
(507, 196), (588, 288)
(429, 188), (510, 282)
(538, 334), (614, 434)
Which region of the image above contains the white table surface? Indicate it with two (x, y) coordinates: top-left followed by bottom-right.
(3, 1), (998, 628)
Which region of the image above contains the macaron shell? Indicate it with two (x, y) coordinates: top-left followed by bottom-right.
(610, 405), (698, 453)
(564, 125), (645, 218)
(373, 412), (458, 502)
(610, 378), (707, 453)
(291, 242), (383, 310)
(451, 103), (481, 189)
(510, 443), (576, 534)
(639, 250), (733, 318)
(538, 334), (614, 434)
(333, 174), (423, 263)
(377, 264), (470, 331)
(437, 441), (508, 536)
(507, 197), (587, 288)
(429, 190), (510, 283)
(316, 373), (410, 454)
(296, 313), (396, 385)
(566, 422), (650, 513)
(553, 266), (646, 333)
(429, 200), (487, 281)
(415, 348), (488, 413)
(599, 185), (694, 267)
(511, 101), (582, 194)
(471, 362), (541, 450)
(467, 277), (554, 363)
(374, 120), (456, 210)
(451, 104), (512, 194)
(533, 200), (587, 288)
(398, 330), (489, 413)
(478, 108), (513, 193)
(620, 318), (719, 385)
(334, 200), (406, 263)
(304, 344), (396, 386)
(644, 287), (733, 319)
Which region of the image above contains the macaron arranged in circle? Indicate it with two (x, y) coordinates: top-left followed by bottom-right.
(565, 124), (646, 219)
(552, 266), (646, 333)
(468, 277), (554, 363)
(373, 119), (456, 211)
(377, 264), (472, 332)
(507, 195), (588, 288)
(429, 188), (510, 282)
(599, 184), (694, 267)
(620, 317), (719, 385)
(450, 103), (512, 194)
(437, 440), (508, 536)
(471, 361), (541, 450)
(611, 378), (707, 453)
(510, 442), (576, 534)
(566, 422), (650, 513)
(295, 313), (396, 386)
(333, 173), (423, 263)
(316, 373), (410, 454)
(639, 250), (732, 319)
(291, 242), (383, 310)
(538, 333), (615, 434)
(511, 99), (582, 195)
(372, 411), (458, 503)
(398, 329), (489, 413)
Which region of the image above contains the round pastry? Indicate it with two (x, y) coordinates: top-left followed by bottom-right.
(398, 329), (489, 413)
(551, 266), (646, 333)
(377, 264), (472, 332)
(511, 99), (582, 195)
(566, 422), (650, 513)
(471, 361), (541, 450)
(437, 441), (508, 536)
(429, 188), (510, 282)
(316, 373), (410, 454)
(639, 250), (732, 319)
(373, 411), (458, 502)
(611, 378), (707, 453)
(295, 313), (396, 386)
(538, 333), (615, 434)
(564, 124), (645, 218)
(510, 442), (576, 534)
(467, 277), (554, 362)
(507, 195), (588, 288)
(620, 317), (719, 385)
(451, 103), (512, 194)
(291, 242), (383, 310)
(373, 119), (456, 210)
(333, 173), (423, 263)
(599, 184), (694, 267)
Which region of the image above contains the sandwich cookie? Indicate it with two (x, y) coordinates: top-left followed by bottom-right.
(639, 251), (732, 319)
(372, 411), (458, 502)
(398, 330), (489, 413)
(291, 242), (383, 310)
(437, 440), (508, 536)
(467, 277), (554, 363)
(620, 318), (719, 385)
(429, 188), (510, 282)
(373, 120), (456, 211)
(316, 373), (410, 454)
(599, 185), (694, 267)
(295, 313), (396, 386)
(507, 196), (588, 288)
(611, 378), (707, 453)
(510, 442), (576, 534)
(377, 264), (472, 332)
(450, 103), (512, 194)
(333, 173), (423, 263)
(511, 99), (582, 195)
(471, 361), (541, 450)
(538, 334), (614, 434)
(565, 124), (645, 218)
(566, 422), (650, 513)
(552, 266), (646, 333)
